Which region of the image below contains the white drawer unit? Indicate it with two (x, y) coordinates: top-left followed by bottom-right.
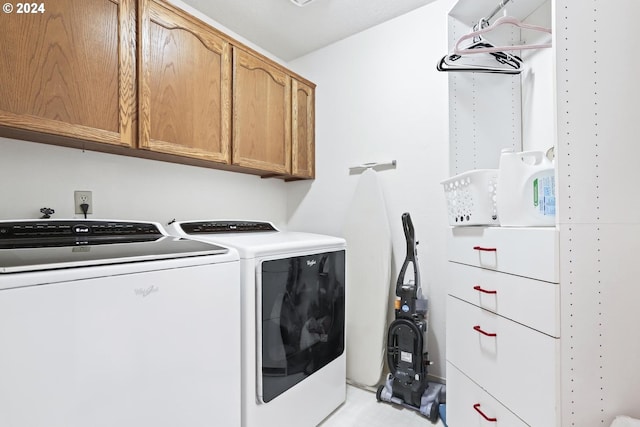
(446, 226), (559, 283)
(447, 296), (559, 426)
(447, 362), (529, 427)
(448, 262), (559, 337)
(446, 226), (561, 426)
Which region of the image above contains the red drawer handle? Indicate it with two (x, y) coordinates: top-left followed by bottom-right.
(473, 246), (497, 252)
(473, 403), (497, 422)
(473, 325), (497, 337)
(474, 285), (497, 294)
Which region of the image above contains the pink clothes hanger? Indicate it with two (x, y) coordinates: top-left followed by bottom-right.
(454, 16), (552, 55)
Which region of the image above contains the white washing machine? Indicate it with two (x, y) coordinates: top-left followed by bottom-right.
(0, 219), (241, 427)
(167, 220), (346, 427)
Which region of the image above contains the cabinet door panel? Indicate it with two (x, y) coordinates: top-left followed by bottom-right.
(139, 0), (231, 163)
(291, 79), (315, 179)
(232, 48), (291, 174)
(0, 0), (135, 146)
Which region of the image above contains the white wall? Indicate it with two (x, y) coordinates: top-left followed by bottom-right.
(287, 0), (456, 381)
(0, 138), (288, 227)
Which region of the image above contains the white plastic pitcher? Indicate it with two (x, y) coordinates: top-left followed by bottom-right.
(497, 149), (556, 227)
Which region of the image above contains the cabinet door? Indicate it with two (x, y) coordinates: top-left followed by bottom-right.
(139, 0), (231, 163)
(291, 79), (315, 179)
(232, 48), (291, 174)
(0, 0), (136, 147)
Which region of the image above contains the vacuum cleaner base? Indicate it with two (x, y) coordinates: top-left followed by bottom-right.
(376, 374), (446, 422)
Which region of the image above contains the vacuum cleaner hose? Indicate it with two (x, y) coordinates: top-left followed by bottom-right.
(386, 318), (424, 376)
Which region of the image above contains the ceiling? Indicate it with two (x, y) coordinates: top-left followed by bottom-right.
(179, 0), (438, 61)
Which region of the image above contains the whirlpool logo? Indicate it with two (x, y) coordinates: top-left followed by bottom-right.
(306, 259), (317, 267)
(134, 285), (159, 298)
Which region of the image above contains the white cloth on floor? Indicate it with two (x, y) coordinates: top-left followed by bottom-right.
(611, 416), (640, 427)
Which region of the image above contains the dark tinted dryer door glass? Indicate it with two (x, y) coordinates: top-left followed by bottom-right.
(261, 250), (345, 403)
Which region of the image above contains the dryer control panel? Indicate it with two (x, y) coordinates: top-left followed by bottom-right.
(180, 221), (277, 234)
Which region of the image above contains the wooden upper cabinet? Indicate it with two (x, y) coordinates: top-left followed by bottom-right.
(232, 48), (291, 175)
(0, 0), (136, 147)
(291, 79), (315, 179)
(0, 0), (315, 179)
(138, 0), (232, 163)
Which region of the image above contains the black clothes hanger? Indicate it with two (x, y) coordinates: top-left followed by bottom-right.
(437, 42), (522, 74)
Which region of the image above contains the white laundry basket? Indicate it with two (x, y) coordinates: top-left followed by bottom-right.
(441, 169), (499, 226)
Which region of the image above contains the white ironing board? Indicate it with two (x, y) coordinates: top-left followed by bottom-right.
(344, 168), (392, 387)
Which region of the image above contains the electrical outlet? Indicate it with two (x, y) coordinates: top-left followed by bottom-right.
(74, 190), (93, 215)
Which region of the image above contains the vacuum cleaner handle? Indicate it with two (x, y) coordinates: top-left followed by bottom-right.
(402, 212), (416, 259)
(396, 212), (420, 296)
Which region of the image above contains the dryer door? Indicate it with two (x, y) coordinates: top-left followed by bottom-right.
(257, 250), (345, 403)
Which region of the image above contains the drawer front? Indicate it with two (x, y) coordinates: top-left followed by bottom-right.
(446, 227), (558, 283)
(446, 362), (529, 427)
(449, 262), (559, 337)
(447, 296), (559, 427)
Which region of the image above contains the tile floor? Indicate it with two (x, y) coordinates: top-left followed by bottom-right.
(319, 384), (445, 427)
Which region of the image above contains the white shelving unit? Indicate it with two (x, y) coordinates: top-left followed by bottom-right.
(555, 1), (640, 425)
(445, 0), (640, 425)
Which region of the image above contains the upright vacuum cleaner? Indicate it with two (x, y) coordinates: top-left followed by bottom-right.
(376, 212), (445, 422)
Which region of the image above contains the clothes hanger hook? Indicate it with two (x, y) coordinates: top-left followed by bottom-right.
(473, 18), (490, 42)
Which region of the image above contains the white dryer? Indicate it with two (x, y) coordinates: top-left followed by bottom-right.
(0, 219), (241, 427)
(167, 220), (346, 427)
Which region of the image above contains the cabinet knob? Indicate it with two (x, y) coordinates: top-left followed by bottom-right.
(473, 403), (498, 422)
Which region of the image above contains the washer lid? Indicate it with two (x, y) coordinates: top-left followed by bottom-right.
(0, 220), (229, 273)
(167, 220), (345, 258)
